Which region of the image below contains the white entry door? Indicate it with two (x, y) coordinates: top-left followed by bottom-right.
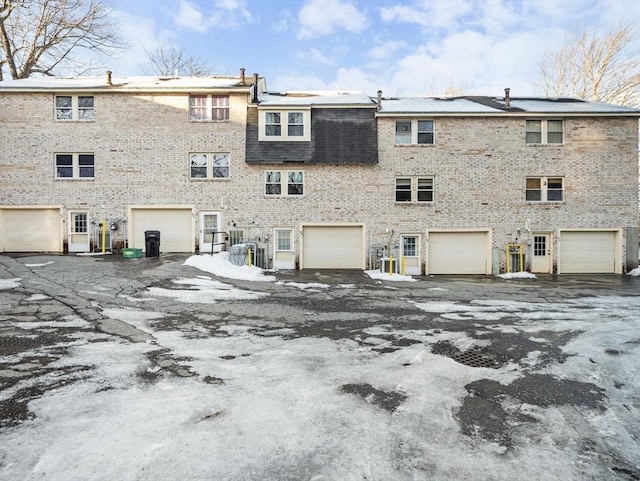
(531, 233), (552, 273)
(68, 211), (90, 252)
(400, 235), (421, 275)
(199, 212), (222, 254)
(274, 228), (295, 269)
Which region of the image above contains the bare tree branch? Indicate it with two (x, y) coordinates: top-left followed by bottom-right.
(537, 24), (640, 107)
(143, 44), (213, 77)
(0, 0), (125, 80)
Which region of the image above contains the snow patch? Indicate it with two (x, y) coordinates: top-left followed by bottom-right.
(365, 270), (417, 282)
(0, 278), (21, 289)
(184, 253), (276, 281)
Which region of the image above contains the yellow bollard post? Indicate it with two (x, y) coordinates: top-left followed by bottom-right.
(389, 255), (394, 275)
(247, 248), (252, 267)
(101, 219), (106, 253)
(401, 256), (405, 276)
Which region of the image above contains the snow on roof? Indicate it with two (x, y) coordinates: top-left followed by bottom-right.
(378, 96), (640, 115)
(258, 91), (375, 107)
(0, 75), (252, 91)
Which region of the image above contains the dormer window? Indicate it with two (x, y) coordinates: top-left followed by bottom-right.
(259, 109), (310, 141)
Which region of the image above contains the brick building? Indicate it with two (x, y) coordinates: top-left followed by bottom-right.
(1, 71), (638, 274)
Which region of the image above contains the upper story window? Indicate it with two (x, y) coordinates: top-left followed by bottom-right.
(395, 177), (434, 203)
(259, 110), (310, 141)
(55, 95), (94, 121)
(526, 176), (564, 202)
(265, 170), (304, 196)
(190, 153), (230, 179)
(525, 119), (563, 144)
(395, 120), (434, 145)
(189, 95), (229, 121)
(55, 153), (94, 179)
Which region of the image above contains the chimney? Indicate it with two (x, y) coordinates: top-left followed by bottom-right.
(252, 73), (259, 103)
(239, 67), (246, 86)
(106, 70), (112, 86)
(504, 88), (510, 109)
(376, 90), (382, 111)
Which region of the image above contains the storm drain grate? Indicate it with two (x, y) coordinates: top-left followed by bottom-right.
(452, 350), (501, 369)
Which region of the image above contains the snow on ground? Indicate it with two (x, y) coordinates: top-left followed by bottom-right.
(628, 267), (640, 276)
(0, 278), (21, 289)
(24, 261), (55, 267)
(1, 292), (638, 480)
(148, 276), (269, 304)
(365, 269), (417, 282)
(497, 271), (537, 279)
(184, 253), (276, 281)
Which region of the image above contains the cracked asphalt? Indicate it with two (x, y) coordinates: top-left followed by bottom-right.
(1, 253), (640, 480)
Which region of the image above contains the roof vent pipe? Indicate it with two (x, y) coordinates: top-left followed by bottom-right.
(252, 73), (259, 103)
(504, 88), (510, 109)
(239, 67), (246, 86)
(377, 90), (382, 111)
(106, 70), (112, 86)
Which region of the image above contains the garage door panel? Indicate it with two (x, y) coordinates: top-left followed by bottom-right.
(428, 232), (488, 275)
(560, 231), (615, 273)
(303, 226), (363, 269)
(2, 209), (61, 252)
(130, 209), (193, 253)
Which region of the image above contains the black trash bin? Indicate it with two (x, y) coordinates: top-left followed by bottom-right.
(145, 230), (160, 257)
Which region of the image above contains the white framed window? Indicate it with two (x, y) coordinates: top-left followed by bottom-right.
(55, 95), (94, 121)
(265, 170), (304, 196)
(395, 119), (434, 145)
(259, 110), (310, 141)
(190, 153), (230, 179)
(395, 177), (434, 203)
(55, 153), (94, 179)
(525, 119), (563, 144)
(526, 177), (564, 202)
(189, 94), (229, 121)
(276, 229), (292, 251)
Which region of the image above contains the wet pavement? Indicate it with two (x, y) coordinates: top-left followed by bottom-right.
(1, 253), (639, 480)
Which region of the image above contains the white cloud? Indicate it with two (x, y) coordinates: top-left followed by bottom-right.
(367, 40), (407, 60)
(174, 0), (207, 32)
(298, 0), (367, 38)
(379, 0), (473, 30)
(297, 48), (335, 65)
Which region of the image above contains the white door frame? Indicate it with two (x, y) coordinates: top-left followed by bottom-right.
(531, 232), (552, 273)
(274, 228), (295, 269)
(400, 234), (421, 275)
(199, 211), (223, 254)
(68, 211), (90, 252)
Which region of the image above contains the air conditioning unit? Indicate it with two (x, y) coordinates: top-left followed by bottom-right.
(380, 257), (399, 274)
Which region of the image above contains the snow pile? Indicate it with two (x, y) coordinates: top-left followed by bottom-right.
(497, 271), (537, 279)
(0, 278), (21, 289)
(184, 253), (276, 281)
(627, 267), (640, 276)
(365, 269), (417, 282)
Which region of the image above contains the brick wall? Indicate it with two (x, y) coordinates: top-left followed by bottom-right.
(1, 91), (638, 271)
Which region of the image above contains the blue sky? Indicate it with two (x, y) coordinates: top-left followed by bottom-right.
(109, 0), (640, 97)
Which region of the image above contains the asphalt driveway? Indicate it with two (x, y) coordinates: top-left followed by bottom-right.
(1, 253), (639, 480)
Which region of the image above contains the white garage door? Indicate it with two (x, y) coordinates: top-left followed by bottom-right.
(559, 231), (616, 273)
(302, 225), (364, 269)
(130, 208), (193, 253)
(1, 208), (61, 252)
(427, 231), (490, 274)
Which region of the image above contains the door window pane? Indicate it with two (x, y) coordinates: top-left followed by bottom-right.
(403, 237), (417, 256)
(276, 230), (291, 250)
(534, 236), (546, 256)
